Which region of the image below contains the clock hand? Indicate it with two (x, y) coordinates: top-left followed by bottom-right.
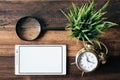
(88, 60), (95, 64)
(85, 54), (90, 62)
(85, 54), (95, 64)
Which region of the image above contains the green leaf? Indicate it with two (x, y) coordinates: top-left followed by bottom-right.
(104, 21), (118, 28)
(61, 1), (118, 42)
(94, 38), (101, 49)
(82, 37), (86, 48)
(84, 34), (93, 44)
(98, 1), (109, 12)
(82, 30), (89, 33)
(60, 9), (69, 20)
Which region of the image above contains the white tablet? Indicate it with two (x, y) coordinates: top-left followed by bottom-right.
(15, 45), (66, 75)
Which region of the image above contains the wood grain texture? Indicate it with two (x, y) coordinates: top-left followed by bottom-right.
(0, 56), (120, 80)
(0, 0), (119, 80)
(0, 0), (119, 56)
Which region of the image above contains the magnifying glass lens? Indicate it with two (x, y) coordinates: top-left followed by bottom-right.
(18, 17), (41, 40)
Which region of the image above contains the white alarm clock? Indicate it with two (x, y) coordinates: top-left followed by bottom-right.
(72, 42), (108, 76)
(76, 48), (99, 72)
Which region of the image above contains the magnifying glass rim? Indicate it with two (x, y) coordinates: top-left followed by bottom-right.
(16, 16), (41, 41)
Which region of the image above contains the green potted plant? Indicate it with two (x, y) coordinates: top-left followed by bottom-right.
(61, 0), (118, 75)
(61, 0), (117, 47)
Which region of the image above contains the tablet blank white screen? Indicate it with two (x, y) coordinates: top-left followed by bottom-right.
(15, 45), (66, 75)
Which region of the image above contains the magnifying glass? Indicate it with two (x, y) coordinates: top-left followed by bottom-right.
(16, 16), (65, 41)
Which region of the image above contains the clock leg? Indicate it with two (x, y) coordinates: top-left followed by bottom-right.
(81, 71), (85, 77)
(70, 62), (76, 65)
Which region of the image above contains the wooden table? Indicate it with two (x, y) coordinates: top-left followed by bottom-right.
(0, 0), (120, 80)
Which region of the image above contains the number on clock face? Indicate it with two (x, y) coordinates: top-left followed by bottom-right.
(77, 51), (98, 72)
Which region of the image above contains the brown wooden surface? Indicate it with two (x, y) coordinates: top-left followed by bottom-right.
(0, 0), (120, 80)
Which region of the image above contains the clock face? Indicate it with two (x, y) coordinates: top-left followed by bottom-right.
(77, 51), (98, 72)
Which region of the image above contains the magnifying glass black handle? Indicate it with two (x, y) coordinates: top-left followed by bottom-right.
(43, 27), (65, 30)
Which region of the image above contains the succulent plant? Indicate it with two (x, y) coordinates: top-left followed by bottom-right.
(61, 0), (117, 47)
